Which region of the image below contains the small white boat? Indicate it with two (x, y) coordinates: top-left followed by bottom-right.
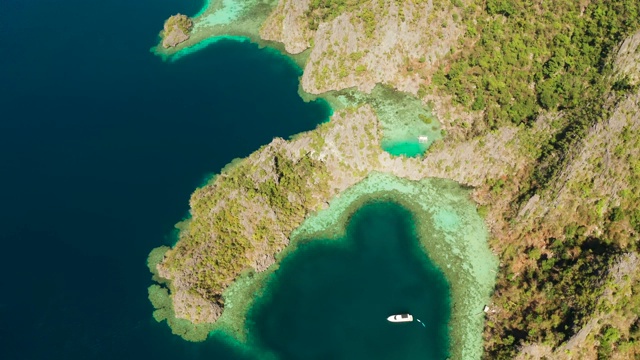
(387, 313), (414, 323)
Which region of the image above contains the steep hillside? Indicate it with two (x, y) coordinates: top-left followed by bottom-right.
(261, 0), (466, 94)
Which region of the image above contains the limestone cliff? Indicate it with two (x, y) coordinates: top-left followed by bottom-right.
(260, 0), (313, 54)
(261, 0), (465, 94)
(614, 28), (640, 86)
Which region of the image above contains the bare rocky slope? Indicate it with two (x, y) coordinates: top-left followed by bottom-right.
(261, 0), (465, 94)
(161, 14), (193, 48)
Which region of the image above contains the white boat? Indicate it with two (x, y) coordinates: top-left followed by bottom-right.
(387, 313), (414, 323)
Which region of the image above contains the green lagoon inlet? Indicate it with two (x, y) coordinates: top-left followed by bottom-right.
(151, 169), (497, 359)
(249, 201), (451, 360)
(271, 173), (498, 360)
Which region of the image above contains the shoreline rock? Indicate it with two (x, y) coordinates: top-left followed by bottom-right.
(162, 14), (193, 48)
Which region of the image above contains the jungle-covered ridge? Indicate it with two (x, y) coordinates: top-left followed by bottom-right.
(428, 1), (640, 358)
(427, 1), (640, 358)
(152, 0), (640, 358)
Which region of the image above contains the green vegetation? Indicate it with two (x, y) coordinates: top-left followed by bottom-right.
(306, 0), (369, 30)
(484, 112), (640, 357)
(304, 0), (385, 38)
(597, 326), (621, 359)
(487, 228), (620, 358)
(166, 150), (329, 305)
(426, 1), (640, 357)
(304, 0), (439, 38)
(355, 64), (367, 74)
(418, 113), (432, 124)
(484, 111), (640, 357)
(433, 1), (639, 127)
(148, 284), (214, 341)
(164, 14), (193, 34)
(599, 279), (640, 359)
(617, 125), (640, 232)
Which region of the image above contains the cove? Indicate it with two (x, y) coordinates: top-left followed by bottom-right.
(249, 201), (451, 360)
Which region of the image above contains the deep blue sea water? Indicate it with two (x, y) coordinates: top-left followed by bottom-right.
(250, 202), (450, 360)
(0, 0), (329, 358)
(0, 1), (452, 359)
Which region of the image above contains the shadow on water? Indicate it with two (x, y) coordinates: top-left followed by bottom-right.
(247, 201), (451, 360)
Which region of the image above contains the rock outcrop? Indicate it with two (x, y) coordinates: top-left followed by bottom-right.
(260, 0), (313, 54)
(614, 28), (640, 86)
(261, 0), (467, 94)
(162, 14), (193, 48)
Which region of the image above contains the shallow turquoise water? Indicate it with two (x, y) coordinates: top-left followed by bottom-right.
(249, 201), (451, 359)
(383, 140), (427, 157)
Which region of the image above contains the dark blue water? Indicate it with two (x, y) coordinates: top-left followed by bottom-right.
(250, 202), (450, 360)
(0, 0), (329, 358)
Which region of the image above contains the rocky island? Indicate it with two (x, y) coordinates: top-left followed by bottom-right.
(149, 0), (640, 359)
(161, 14), (193, 48)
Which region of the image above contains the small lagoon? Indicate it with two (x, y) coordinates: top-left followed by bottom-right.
(249, 201), (451, 360)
